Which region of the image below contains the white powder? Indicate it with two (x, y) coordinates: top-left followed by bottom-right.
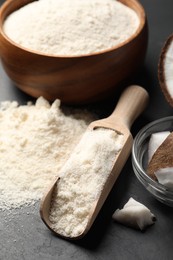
(3, 0), (140, 56)
(49, 128), (124, 237)
(0, 97), (94, 210)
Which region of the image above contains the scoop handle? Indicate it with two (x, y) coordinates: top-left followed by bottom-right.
(110, 85), (149, 129)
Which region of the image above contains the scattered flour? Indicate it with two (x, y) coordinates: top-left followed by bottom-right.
(0, 97), (94, 210)
(3, 0), (140, 56)
(49, 128), (124, 237)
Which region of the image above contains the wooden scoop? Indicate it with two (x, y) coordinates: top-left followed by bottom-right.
(40, 85), (149, 239)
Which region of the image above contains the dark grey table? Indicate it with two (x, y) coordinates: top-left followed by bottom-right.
(0, 1), (173, 259)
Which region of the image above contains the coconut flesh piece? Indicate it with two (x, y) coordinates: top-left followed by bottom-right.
(148, 131), (170, 162)
(112, 198), (156, 231)
(148, 131), (173, 188)
(158, 34), (173, 106)
(155, 167), (173, 188)
(147, 132), (173, 187)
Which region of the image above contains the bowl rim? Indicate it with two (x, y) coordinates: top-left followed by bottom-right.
(0, 0), (147, 58)
(132, 116), (173, 195)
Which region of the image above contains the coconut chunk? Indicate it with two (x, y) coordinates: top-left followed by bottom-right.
(112, 198), (156, 231)
(148, 131), (170, 162)
(155, 167), (173, 188)
(147, 132), (173, 180)
(147, 130), (173, 189)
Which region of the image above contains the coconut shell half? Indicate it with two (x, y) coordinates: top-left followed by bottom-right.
(158, 34), (173, 107)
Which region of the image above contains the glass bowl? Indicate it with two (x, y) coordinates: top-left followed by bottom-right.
(132, 116), (173, 207)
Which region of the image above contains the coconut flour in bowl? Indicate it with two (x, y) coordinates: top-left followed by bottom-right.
(3, 0), (140, 56)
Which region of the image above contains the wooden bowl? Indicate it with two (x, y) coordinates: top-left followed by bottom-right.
(0, 0), (148, 105)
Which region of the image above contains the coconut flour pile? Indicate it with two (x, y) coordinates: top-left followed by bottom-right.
(49, 128), (124, 237)
(0, 97), (94, 210)
(3, 0), (139, 56)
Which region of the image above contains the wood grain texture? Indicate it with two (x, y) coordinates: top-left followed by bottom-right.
(0, 0), (148, 104)
(40, 85), (149, 239)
